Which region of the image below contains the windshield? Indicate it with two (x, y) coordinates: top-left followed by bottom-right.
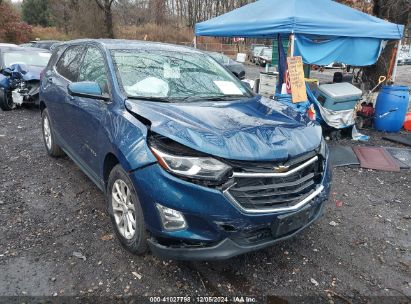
(3, 51), (51, 67)
(253, 47), (264, 55)
(112, 50), (250, 101)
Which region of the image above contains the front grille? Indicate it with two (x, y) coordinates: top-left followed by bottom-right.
(225, 152), (324, 212)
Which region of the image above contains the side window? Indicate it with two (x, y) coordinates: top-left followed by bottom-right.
(78, 47), (109, 94)
(55, 45), (85, 82)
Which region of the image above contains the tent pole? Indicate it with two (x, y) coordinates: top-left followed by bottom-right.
(391, 40), (401, 83)
(290, 33), (295, 57)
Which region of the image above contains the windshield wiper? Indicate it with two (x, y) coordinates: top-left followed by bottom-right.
(200, 95), (249, 101)
(127, 95), (250, 103)
(127, 96), (171, 103)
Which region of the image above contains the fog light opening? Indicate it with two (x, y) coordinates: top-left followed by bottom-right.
(156, 203), (187, 231)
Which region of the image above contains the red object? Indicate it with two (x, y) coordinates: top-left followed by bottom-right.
(353, 147), (400, 172)
(357, 103), (375, 128)
(361, 103), (374, 117)
(335, 200), (343, 207)
(404, 112), (411, 131)
(285, 70), (291, 94)
(307, 105), (316, 121)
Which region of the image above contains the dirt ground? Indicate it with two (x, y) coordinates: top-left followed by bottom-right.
(0, 67), (410, 303)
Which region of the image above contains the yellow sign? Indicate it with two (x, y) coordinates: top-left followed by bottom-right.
(287, 56), (307, 103)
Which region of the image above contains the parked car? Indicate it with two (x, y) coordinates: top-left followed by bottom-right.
(21, 40), (61, 51)
(257, 47), (273, 66)
(247, 44), (265, 62)
(250, 45), (266, 64)
(0, 46), (51, 110)
(207, 51), (246, 79)
(40, 39), (331, 260)
(324, 62), (346, 69)
(0, 43), (18, 47)
(397, 50), (411, 66)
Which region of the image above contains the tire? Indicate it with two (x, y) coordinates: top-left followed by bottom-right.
(107, 164), (148, 255)
(0, 89), (14, 111)
(41, 108), (64, 157)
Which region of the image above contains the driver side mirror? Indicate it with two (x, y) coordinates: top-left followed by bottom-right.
(68, 81), (109, 101)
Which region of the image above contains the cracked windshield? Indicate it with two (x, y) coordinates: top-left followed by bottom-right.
(112, 50), (250, 101)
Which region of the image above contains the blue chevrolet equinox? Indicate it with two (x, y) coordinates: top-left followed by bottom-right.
(39, 39), (332, 260)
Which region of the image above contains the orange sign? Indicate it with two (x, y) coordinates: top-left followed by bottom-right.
(286, 56), (307, 103)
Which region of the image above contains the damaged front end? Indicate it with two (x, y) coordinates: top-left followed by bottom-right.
(125, 98), (332, 260)
(0, 64), (43, 111)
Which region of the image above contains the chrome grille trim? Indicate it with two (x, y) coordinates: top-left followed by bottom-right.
(232, 156), (319, 178)
(224, 185), (324, 214)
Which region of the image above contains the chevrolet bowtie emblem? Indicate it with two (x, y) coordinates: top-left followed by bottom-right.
(273, 165), (290, 173)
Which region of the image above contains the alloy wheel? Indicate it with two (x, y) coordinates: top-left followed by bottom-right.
(43, 116), (52, 150)
(111, 179), (136, 240)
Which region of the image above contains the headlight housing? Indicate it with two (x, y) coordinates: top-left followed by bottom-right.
(150, 146), (232, 185)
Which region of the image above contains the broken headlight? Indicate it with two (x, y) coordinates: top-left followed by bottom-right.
(150, 146), (232, 184)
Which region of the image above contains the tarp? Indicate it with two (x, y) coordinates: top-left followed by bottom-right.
(195, 0), (404, 40)
(294, 35), (386, 66)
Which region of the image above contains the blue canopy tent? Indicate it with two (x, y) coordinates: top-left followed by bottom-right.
(195, 0), (405, 134)
(195, 0), (404, 66)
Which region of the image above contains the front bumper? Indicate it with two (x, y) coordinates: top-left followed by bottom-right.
(148, 199), (326, 260)
(130, 153), (332, 260)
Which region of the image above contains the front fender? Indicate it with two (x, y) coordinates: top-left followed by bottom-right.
(103, 109), (157, 173)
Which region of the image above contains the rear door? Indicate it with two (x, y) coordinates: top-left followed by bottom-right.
(45, 45), (86, 148)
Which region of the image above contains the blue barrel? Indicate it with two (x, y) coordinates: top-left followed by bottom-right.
(374, 85), (410, 133)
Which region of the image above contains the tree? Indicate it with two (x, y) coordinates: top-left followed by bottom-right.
(362, 0), (410, 87)
(95, 0), (116, 38)
(0, 1), (32, 43)
(150, 0), (166, 25)
(21, 0), (51, 27)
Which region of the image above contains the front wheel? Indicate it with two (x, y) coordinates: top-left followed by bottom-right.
(107, 164), (148, 255)
(0, 90), (14, 111)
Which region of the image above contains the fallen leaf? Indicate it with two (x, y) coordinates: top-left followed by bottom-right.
(100, 234), (114, 241)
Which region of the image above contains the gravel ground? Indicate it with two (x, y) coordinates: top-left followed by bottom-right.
(0, 67), (410, 303)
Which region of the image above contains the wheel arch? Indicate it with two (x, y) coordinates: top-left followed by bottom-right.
(103, 152), (120, 189)
(39, 100), (46, 112)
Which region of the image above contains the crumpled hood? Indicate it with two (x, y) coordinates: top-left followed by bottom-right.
(8, 64), (43, 81)
(125, 96), (322, 161)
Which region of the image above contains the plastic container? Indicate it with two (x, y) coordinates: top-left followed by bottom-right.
(316, 82), (362, 111)
(404, 112), (411, 131)
(374, 86), (410, 133)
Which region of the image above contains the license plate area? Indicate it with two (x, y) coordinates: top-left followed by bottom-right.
(271, 203), (315, 238)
